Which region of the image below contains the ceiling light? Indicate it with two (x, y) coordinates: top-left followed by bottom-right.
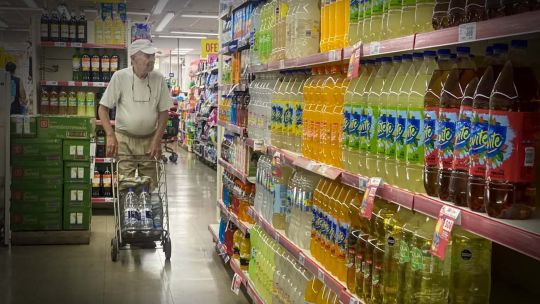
(152, 0), (170, 15)
(172, 48), (194, 51)
(155, 12), (175, 32)
(22, 0), (38, 9)
(180, 14), (218, 19)
(158, 35), (207, 39)
(170, 31), (219, 36)
(83, 9), (150, 16)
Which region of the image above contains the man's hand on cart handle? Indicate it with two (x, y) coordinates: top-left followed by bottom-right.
(106, 133), (118, 157)
(148, 137), (162, 158)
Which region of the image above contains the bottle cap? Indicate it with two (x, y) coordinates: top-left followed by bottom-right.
(128, 188), (133, 192)
(375, 58), (382, 63)
(413, 52), (424, 59)
(437, 49), (451, 56)
(402, 54), (413, 60)
(510, 39), (527, 49)
(381, 57), (392, 62)
(456, 46), (471, 54)
(485, 46), (493, 56)
(423, 50), (437, 57)
(492, 43), (509, 54)
(392, 55), (402, 61)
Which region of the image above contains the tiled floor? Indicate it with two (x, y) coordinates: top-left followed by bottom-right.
(0, 150), (249, 304)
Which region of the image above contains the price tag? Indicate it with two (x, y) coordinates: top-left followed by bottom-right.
(253, 139), (265, 152)
(279, 59), (285, 70)
(358, 177), (368, 190)
(431, 205), (461, 259)
(317, 268), (325, 283)
(317, 166), (328, 176)
(54, 42), (66, 47)
(328, 50), (337, 61)
(298, 252), (305, 266)
(48, 81), (58, 86)
(67, 81), (75, 86)
(274, 231), (280, 242)
(71, 42), (82, 48)
(95, 82), (105, 87)
(81, 82), (89, 87)
(369, 42), (381, 55)
(347, 42), (362, 80)
(349, 297), (360, 304)
(306, 161), (317, 171)
(231, 273), (243, 295)
(458, 22), (477, 42)
(246, 285), (255, 300)
(360, 177), (383, 220)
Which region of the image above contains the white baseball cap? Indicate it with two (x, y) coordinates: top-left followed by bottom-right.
(129, 39), (158, 56)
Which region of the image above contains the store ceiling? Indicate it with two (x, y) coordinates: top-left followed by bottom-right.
(0, 0), (220, 38)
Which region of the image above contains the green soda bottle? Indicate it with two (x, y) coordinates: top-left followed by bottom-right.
(85, 91), (95, 118)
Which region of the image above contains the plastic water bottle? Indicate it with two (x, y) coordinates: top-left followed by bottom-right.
(153, 215), (162, 230)
(124, 188), (139, 231)
(139, 188), (153, 230)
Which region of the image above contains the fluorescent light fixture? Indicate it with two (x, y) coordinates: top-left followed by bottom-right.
(157, 35), (207, 39)
(180, 14), (218, 19)
(155, 12), (175, 32)
(83, 9), (150, 16)
(0, 19), (7, 28)
(170, 31), (219, 36)
(152, 0), (170, 15)
(172, 48), (194, 51)
(22, 0), (38, 9)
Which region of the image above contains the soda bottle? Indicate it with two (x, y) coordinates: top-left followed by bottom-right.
(40, 10), (50, 42)
(358, 59), (380, 174)
(450, 228), (492, 304)
(448, 77), (479, 205)
(124, 188), (139, 232)
(86, 91), (95, 118)
(369, 0), (385, 42)
(432, 0), (450, 30)
(465, 0), (487, 22)
(239, 233), (251, 270)
(139, 188), (153, 230)
(102, 167), (113, 197)
(356, 0), (366, 41)
(406, 51), (437, 193)
(380, 55), (401, 181)
(100, 51), (111, 82)
(40, 89), (50, 114)
(110, 50), (119, 77)
(448, 0), (467, 27)
(77, 12), (87, 43)
(49, 10), (60, 42)
(331, 65), (350, 167)
(361, 0), (373, 42)
(81, 49), (91, 81)
(76, 90), (86, 116)
(386, 0), (403, 39)
(349, 0), (361, 45)
(485, 42), (539, 219)
(381, 0), (390, 39)
(96, 128), (106, 157)
(400, 0), (416, 36)
(416, 0), (436, 32)
(90, 50), (101, 82)
(67, 90), (77, 115)
(72, 48), (81, 81)
(467, 67), (494, 212)
(423, 49), (453, 196)
(343, 66), (362, 170)
(59, 11), (69, 42)
(92, 169), (101, 197)
(49, 89), (59, 114)
(69, 11), (77, 42)
(335, 0), (350, 49)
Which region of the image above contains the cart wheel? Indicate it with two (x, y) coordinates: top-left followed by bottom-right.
(162, 155), (168, 163)
(111, 237), (119, 262)
(164, 237), (172, 260)
(169, 153), (178, 163)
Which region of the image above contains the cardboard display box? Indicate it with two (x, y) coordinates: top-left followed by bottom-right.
(11, 138), (63, 161)
(63, 139), (91, 161)
(63, 206), (91, 230)
(37, 116), (95, 139)
(64, 161), (91, 184)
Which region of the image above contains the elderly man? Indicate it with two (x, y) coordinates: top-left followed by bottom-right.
(98, 39), (171, 185)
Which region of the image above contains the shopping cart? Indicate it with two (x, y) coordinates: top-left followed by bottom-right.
(161, 110), (181, 164)
(110, 156), (171, 262)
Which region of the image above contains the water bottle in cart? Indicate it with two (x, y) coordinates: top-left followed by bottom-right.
(124, 188), (139, 232)
(139, 188), (153, 230)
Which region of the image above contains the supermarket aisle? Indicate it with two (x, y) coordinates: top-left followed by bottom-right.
(0, 149), (249, 304)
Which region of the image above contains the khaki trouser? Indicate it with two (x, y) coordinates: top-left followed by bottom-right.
(116, 132), (158, 190)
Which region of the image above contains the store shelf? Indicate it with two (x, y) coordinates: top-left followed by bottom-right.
(247, 206), (362, 304)
(250, 50), (342, 73)
(91, 197), (116, 203)
(220, 83), (248, 93)
(217, 199), (252, 235)
(94, 157), (114, 164)
(40, 41), (126, 49)
(217, 120), (246, 136)
(208, 223), (220, 243)
(96, 120), (115, 126)
(218, 158), (252, 184)
(40, 80), (109, 87)
(229, 258), (265, 304)
(245, 140), (540, 261)
(343, 34), (416, 59)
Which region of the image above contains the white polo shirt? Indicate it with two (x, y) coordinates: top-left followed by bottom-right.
(99, 67), (172, 137)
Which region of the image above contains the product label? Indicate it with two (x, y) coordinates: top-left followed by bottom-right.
(110, 57), (118, 72)
(469, 108), (490, 177)
(385, 107), (397, 156)
(377, 109), (387, 154)
(61, 24), (68, 38)
(361, 107), (375, 153)
(69, 24), (76, 39)
(452, 106), (473, 171)
(343, 106), (352, 147)
(346, 232), (358, 267)
(395, 109), (407, 161)
(283, 102), (293, 133)
(424, 107), (438, 166)
(405, 108), (423, 164)
(437, 108), (459, 170)
(78, 24), (85, 39)
(41, 23), (48, 38)
(410, 247), (423, 271)
(91, 56), (100, 72)
(399, 240), (410, 263)
(68, 95), (77, 107)
(59, 95), (68, 106)
(295, 102), (303, 135)
(389, 0), (403, 9)
(431, 205), (461, 259)
(50, 24), (59, 38)
(338, 223), (349, 251)
(360, 177), (383, 219)
(486, 111), (538, 183)
(81, 56), (90, 71)
(101, 57), (110, 72)
(350, 0), (360, 22)
(103, 174), (111, 187)
(348, 106), (362, 149)
(72, 57), (81, 71)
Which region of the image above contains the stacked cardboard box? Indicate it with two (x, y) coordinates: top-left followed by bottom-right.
(10, 116), (95, 232)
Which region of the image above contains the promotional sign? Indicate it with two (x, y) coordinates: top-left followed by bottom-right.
(201, 39), (219, 59)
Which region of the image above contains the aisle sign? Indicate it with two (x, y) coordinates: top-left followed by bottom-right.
(347, 42), (362, 80)
(360, 177), (383, 220)
(431, 205), (461, 260)
(231, 273), (242, 295)
(201, 39), (219, 59)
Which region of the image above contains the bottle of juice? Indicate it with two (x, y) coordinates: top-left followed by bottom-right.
(432, 0), (450, 30)
(361, 0), (373, 42)
(349, 0), (360, 45)
(395, 53), (424, 189)
(67, 90), (77, 115)
(321, 66), (339, 163)
(467, 67), (494, 213)
(81, 48), (91, 82)
(343, 69), (359, 170)
(332, 65), (350, 167)
(86, 91), (95, 117)
(359, 59), (381, 174)
(405, 51), (437, 193)
(49, 88), (59, 114)
(320, 0), (330, 52)
(485, 0), (504, 19)
(448, 0), (467, 27)
(386, 54), (412, 185)
(386, 0), (403, 39)
(72, 48), (81, 81)
(90, 49), (101, 82)
(406, 216), (451, 304)
(485, 41), (539, 219)
(356, 0), (366, 41)
(233, 228), (243, 259)
(239, 233), (251, 270)
(305, 278), (324, 303)
(77, 90), (86, 116)
(365, 57), (392, 178)
(381, 0), (390, 39)
(423, 49), (453, 196)
(369, 0), (385, 42)
(346, 190), (367, 293)
(417, 0), (437, 32)
(447, 77), (478, 205)
(335, 0), (350, 49)
(450, 228), (492, 304)
(313, 67), (328, 160)
(370, 239), (385, 304)
(400, 0), (416, 36)
(292, 0), (321, 59)
(40, 89), (50, 114)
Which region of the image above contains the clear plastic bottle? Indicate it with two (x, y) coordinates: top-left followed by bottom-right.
(124, 188), (139, 232)
(400, 0), (417, 36)
(370, 0), (385, 42)
(362, 0), (374, 42)
(358, 59), (380, 174)
(293, 0), (321, 58)
(139, 188), (153, 230)
(432, 0), (450, 30)
(86, 91), (95, 118)
(386, 0), (403, 39)
(349, 0), (361, 45)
